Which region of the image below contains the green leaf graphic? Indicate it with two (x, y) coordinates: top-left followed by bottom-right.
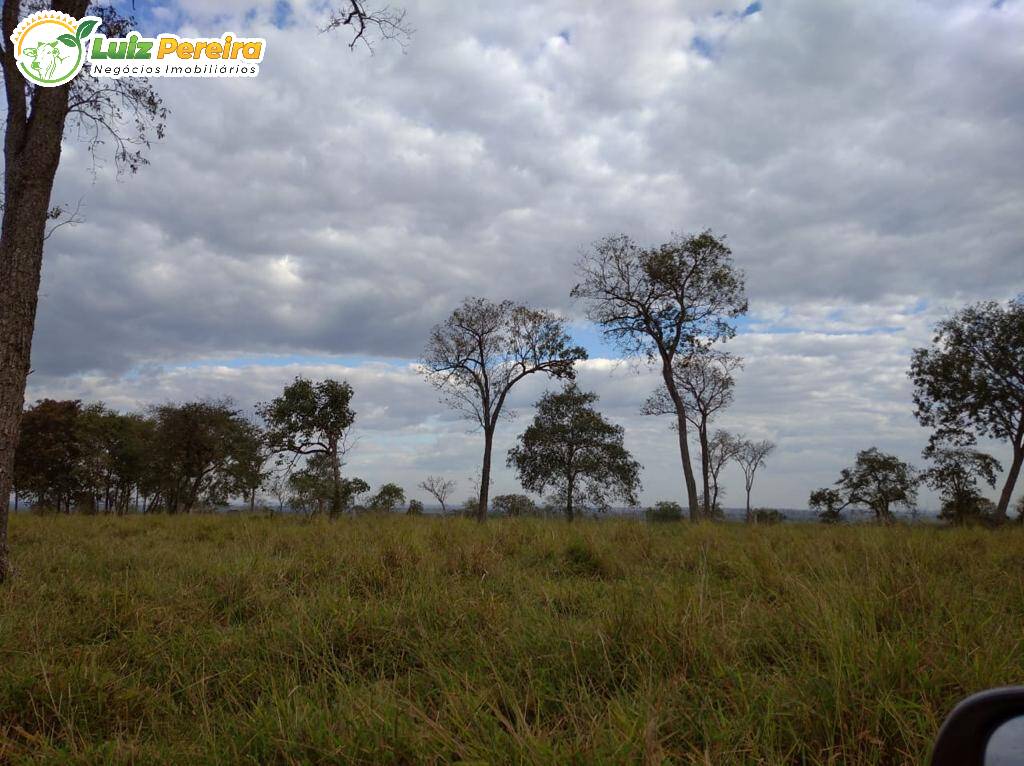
(75, 19), (99, 40)
(58, 33), (77, 47)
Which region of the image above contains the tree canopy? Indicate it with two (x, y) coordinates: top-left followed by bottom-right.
(507, 384), (641, 521)
(421, 297), (586, 520)
(910, 297), (1024, 518)
(573, 231), (746, 519)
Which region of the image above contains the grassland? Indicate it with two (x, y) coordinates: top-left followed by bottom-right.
(1, 514), (1023, 764)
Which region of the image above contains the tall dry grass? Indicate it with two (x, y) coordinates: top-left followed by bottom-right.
(1, 513), (1022, 764)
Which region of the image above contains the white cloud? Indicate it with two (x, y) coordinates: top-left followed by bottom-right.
(23, 0), (1024, 508)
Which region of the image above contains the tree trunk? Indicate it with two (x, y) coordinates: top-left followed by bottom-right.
(662, 364), (700, 520)
(565, 472), (575, 522)
(0, 10), (84, 579)
(745, 485), (752, 522)
(477, 426), (494, 522)
(250, 487), (256, 514)
(996, 442), (1023, 521)
(699, 421), (711, 518)
(330, 445), (342, 518)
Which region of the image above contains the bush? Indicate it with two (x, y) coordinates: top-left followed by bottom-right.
(406, 499), (424, 515)
(751, 508), (785, 525)
(491, 494), (539, 517)
(645, 501), (684, 522)
(369, 483), (405, 513)
(939, 495), (997, 526)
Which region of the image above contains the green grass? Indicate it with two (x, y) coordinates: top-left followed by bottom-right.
(2, 514), (1023, 764)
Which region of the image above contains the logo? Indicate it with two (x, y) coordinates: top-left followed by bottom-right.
(10, 11), (99, 87)
(10, 11), (265, 86)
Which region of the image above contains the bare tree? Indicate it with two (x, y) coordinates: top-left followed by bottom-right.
(642, 351), (742, 518)
(707, 429), (742, 514)
(420, 297), (587, 521)
(735, 438), (776, 522)
(321, 1), (412, 51)
(573, 231), (747, 520)
(419, 475), (455, 514)
(0, 1), (166, 583)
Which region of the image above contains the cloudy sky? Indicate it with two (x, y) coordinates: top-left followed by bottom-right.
(26, 0), (1024, 509)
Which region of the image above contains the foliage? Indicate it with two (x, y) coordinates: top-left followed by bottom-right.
(812, 448), (919, 522)
(909, 297), (1024, 517)
(751, 508), (785, 525)
(257, 378), (356, 517)
(369, 483), (406, 513)
(573, 231), (747, 519)
(146, 400), (256, 513)
(809, 488), (845, 523)
(420, 297), (587, 520)
(507, 384), (641, 521)
(406, 499), (424, 516)
(645, 501), (684, 522)
(490, 494), (539, 518)
(923, 446), (1002, 525)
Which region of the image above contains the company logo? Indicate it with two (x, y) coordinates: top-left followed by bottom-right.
(10, 11), (99, 87)
(11, 11), (265, 86)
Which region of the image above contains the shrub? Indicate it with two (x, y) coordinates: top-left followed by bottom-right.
(406, 499), (424, 515)
(751, 508), (785, 525)
(645, 501), (684, 522)
(491, 494), (539, 517)
(369, 483), (406, 513)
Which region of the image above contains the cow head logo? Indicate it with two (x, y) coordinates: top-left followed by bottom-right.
(11, 11), (100, 87)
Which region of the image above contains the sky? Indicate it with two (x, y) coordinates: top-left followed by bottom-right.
(22, 0), (1024, 510)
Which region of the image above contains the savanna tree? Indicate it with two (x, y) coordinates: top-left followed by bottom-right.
(910, 298), (1024, 519)
(812, 448), (918, 523)
(642, 351), (742, 518)
(0, 1), (167, 581)
(707, 429), (742, 514)
(922, 445), (1001, 525)
(507, 384), (641, 522)
(572, 231), (746, 520)
(419, 476), (456, 514)
(735, 438), (776, 522)
(258, 378), (356, 518)
(369, 482), (405, 512)
(420, 297), (587, 521)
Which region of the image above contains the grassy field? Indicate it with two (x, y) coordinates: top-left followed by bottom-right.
(1, 514), (1023, 764)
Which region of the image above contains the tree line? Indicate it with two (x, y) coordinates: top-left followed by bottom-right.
(11, 231), (1019, 527)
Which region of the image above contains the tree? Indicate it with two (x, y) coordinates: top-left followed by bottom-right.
(809, 488), (845, 523)
(406, 499), (424, 515)
(419, 475), (455, 513)
(0, 2), (167, 581)
(645, 501), (684, 522)
(811, 448), (919, 523)
(922, 446), (1001, 525)
(735, 438), (776, 522)
(421, 297), (586, 521)
(13, 399), (84, 512)
(573, 231), (747, 520)
(491, 493), (539, 517)
(145, 400), (249, 514)
(707, 429), (742, 513)
(369, 483), (405, 513)
(258, 378), (356, 518)
(642, 351), (741, 518)
(225, 418), (272, 513)
(507, 384), (640, 522)
(909, 297), (1024, 520)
